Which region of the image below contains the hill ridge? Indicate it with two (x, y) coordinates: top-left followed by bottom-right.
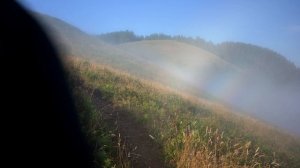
(35, 12), (300, 134)
(70, 58), (300, 167)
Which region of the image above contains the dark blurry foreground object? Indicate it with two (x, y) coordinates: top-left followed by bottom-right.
(0, 1), (93, 167)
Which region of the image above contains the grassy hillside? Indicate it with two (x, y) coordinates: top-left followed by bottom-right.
(68, 58), (300, 167)
(216, 42), (300, 84)
(118, 40), (238, 76)
(36, 13), (300, 88)
(34, 13), (151, 72)
(117, 40), (240, 96)
(34, 13), (238, 86)
(34, 12), (300, 150)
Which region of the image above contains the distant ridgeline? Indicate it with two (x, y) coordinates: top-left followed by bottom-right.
(98, 30), (300, 85)
(37, 13), (300, 134)
(97, 30), (216, 53)
(36, 12), (300, 85)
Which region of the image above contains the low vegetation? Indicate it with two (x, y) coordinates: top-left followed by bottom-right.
(71, 81), (116, 167)
(67, 58), (300, 167)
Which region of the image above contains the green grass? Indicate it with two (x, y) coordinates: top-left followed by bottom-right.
(68, 58), (300, 167)
(71, 84), (115, 167)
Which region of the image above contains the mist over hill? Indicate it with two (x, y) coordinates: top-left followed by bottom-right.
(35, 13), (300, 135)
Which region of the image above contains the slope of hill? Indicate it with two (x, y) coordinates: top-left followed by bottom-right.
(69, 58), (300, 167)
(98, 32), (300, 134)
(29, 12), (300, 167)
(118, 40), (239, 91)
(35, 13), (239, 96)
(98, 30), (300, 85)
(216, 42), (300, 84)
(33, 13), (300, 134)
(118, 40), (300, 135)
(33, 13), (148, 71)
(213, 42), (300, 134)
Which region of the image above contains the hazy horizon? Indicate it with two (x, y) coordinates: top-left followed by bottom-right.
(31, 10), (300, 135)
(17, 0), (300, 134)
(19, 0), (300, 67)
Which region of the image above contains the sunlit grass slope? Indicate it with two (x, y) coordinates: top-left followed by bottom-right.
(68, 58), (300, 167)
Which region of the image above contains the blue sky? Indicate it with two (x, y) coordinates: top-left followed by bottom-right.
(19, 0), (300, 66)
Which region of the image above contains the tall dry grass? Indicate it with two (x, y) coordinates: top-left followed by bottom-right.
(177, 127), (280, 168)
(68, 57), (300, 167)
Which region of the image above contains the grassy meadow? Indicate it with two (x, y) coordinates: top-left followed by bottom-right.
(67, 57), (300, 167)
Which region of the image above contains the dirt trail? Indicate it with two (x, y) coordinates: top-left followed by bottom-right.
(91, 89), (166, 168)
